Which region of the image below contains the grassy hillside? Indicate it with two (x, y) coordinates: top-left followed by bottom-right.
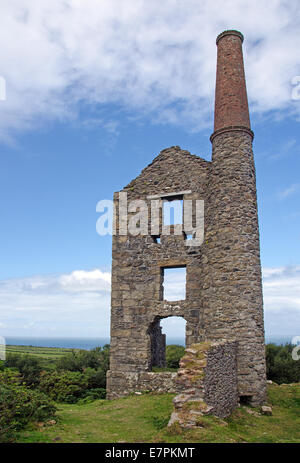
(6, 345), (77, 359)
(17, 383), (300, 443)
(5, 344), (81, 370)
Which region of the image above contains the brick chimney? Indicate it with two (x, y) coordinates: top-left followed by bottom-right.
(211, 30), (253, 141)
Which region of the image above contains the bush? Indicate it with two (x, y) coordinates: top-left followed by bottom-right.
(84, 366), (107, 389)
(5, 354), (42, 387)
(166, 345), (185, 369)
(2, 346), (110, 405)
(38, 370), (88, 403)
(57, 345), (110, 373)
(266, 343), (300, 384)
(0, 370), (56, 443)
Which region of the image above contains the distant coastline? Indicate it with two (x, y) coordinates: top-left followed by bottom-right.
(3, 334), (298, 350)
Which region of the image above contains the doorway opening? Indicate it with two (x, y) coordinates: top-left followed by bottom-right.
(148, 316), (186, 372)
(239, 395), (253, 406)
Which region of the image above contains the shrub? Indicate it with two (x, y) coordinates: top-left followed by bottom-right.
(57, 345), (110, 373)
(5, 354), (42, 387)
(166, 345), (185, 369)
(38, 370), (88, 403)
(84, 366), (107, 389)
(266, 343), (300, 384)
(0, 370), (56, 443)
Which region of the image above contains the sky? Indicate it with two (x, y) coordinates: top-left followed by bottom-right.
(0, 0), (299, 340)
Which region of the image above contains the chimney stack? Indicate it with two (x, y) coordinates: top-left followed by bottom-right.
(204, 31), (266, 406)
(211, 30), (252, 141)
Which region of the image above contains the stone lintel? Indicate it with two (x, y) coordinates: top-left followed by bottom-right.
(147, 190), (192, 200)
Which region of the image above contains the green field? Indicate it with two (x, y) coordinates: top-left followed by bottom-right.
(5, 344), (81, 369)
(6, 344), (78, 359)
(17, 383), (300, 443)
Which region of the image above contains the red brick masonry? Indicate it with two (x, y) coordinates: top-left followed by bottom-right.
(214, 30), (251, 132)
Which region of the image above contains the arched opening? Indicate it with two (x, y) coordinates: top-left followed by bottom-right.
(160, 316), (186, 347)
(148, 316), (186, 371)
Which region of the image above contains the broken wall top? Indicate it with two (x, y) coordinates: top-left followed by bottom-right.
(121, 146), (211, 198)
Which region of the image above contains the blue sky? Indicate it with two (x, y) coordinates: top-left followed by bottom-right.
(0, 1), (299, 340)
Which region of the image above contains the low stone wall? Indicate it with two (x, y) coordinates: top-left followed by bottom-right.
(106, 370), (185, 399)
(169, 341), (238, 428)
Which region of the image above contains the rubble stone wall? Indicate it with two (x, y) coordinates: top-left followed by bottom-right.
(169, 341), (238, 427)
(107, 370), (185, 399)
(204, 341), (239, 417)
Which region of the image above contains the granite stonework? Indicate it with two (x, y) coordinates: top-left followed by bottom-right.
(203, 130), (266, 406)
(107, 370), (183, 397)
(168, 341), (238, 426)
(106, 30), (267, 409)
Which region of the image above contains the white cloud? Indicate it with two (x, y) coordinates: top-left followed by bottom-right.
(160, 316), (186, 341)
(0, 269), (111, 337)
(0, 1), (299, 142)
(0, 265), (299, 338)
(59, 269), (111, 292)
(163, 268), (186, 301)
(262, 265), (300, 313)
(263, 265), (300, 336)
(278, 183), (300, 200)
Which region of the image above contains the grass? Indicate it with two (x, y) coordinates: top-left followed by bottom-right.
(17, 383), (300, 443)
(6, 345), (77, 359)
(151, 367), (178, 372)
(5, 345), (80, 369)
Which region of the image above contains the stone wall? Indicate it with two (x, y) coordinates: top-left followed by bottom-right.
(108, 146), (210, 381)
(203, 130), (266, 405)
(107, 370), (185, 399)
(203, 341), (239, 417)
(168, 341), (238, 427)
(148, 320), (166, 368)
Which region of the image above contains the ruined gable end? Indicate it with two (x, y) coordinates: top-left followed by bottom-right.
(123, 146), (211, 198)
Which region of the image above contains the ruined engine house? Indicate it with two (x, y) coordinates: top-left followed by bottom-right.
(107, 30), (266, 408)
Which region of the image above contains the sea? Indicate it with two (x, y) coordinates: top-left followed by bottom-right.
(3, 335), (298, 350)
